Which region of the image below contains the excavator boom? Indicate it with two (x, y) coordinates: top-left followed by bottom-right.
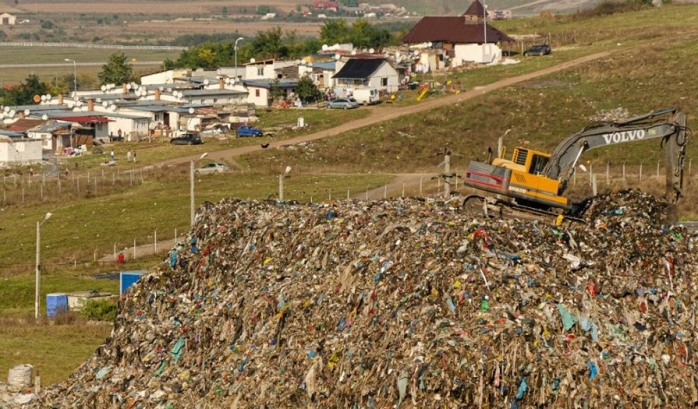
(463, 108), (690, 221)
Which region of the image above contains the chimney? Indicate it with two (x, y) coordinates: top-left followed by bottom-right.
(88, 99), (95, 111)
(58, 94), (64, 105)
(219, 78), (225, 89)
(18, 111), (25, 120)
(154, 89), (161, 100)
(122, 83), (128, 94)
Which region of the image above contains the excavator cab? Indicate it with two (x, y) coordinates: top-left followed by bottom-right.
(464, 146), (570, 210)
(492, 147), (551, 176)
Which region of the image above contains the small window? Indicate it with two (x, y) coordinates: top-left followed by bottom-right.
(381, 78), (388, 86)
(255, 89), (260, 97)
(257, 67), (264, 76)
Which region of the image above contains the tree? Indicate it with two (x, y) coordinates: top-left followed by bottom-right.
(320, 19), (351, 45)
(295, 76), (321, 103)
(0, 74), (48, 105)
(98, 52), (133, 85)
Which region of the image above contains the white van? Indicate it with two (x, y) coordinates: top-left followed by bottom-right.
(351, 88), (380, 106)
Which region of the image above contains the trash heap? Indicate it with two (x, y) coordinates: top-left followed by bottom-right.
(29, 189), (698, 408)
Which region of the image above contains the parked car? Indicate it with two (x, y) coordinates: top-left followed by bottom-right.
(327, 97), (359, 110)
(523, 44), (552, 56)
(195, 162), (230, 174)
(170, 133), (203, 145)
(236, 125), (265, 137)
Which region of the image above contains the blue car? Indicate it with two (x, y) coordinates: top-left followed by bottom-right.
(236, 125), (265, 137)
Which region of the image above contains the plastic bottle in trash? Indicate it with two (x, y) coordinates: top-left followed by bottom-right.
(480, 296), (490, 312)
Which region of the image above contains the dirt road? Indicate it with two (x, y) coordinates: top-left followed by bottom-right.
(166, 49), (616, 168)
(124, 48), (632, 261)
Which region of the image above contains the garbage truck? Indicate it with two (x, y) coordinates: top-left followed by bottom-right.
(462, 108), (690, 221)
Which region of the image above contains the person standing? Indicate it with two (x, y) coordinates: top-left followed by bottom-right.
(126, 150), (132, 162)
(133, 151), (137, 163)
(110, 150), (115, 161)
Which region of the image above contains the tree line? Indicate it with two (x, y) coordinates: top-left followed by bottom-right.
(1, 19), (411, 106)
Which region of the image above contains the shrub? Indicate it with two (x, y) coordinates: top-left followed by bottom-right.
(80, 298), (118, 321)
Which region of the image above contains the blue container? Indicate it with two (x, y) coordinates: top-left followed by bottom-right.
(46, 293), (68, 317)
(120, 270), (145, 295)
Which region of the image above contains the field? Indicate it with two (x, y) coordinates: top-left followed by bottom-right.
(5, 1), (698, 387)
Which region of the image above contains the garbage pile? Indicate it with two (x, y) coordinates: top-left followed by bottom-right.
(27, 189), (698, 408)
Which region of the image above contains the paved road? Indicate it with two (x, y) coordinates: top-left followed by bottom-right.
(0, 61), (163, 69)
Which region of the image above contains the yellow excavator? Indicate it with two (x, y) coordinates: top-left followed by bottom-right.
(462, 108), (690, 221)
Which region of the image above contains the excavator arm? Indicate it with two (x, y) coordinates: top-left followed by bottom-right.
(543, 108), (689, 203)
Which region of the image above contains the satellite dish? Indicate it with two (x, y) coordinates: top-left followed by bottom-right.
(101, 85), (107, 91)
(40, 95), (47, 102)
(369, 48), (375, 53)
(203, 79), (210, 85)
(42, 114), (48, 120)
(4, 107), (9, 113)
(188, 107), (195, 114)
(47, 94), (52, 101)
(102, 101), (109, 107)
(159, 86), (164, 91)
(96, 98), (102, 103)
(322, 44), (328, 50)
(110, 105), (117, 112)
(334, 53), (340, 60)
(68, 102), (74, 108)
(250, 58), (256, 63)
(24, 109), (30, 115)
(9, 110), (15, 117)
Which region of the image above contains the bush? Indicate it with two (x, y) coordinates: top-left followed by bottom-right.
(80, 298), (118, 321)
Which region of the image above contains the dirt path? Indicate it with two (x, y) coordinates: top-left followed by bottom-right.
(126, 47), (657, 261)
(163, 49), (621, 170)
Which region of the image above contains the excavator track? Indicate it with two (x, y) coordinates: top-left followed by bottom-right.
(462, 194), (586, 225)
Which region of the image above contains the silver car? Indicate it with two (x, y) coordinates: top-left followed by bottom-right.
(195, 162), (230, 174)
(327, 97), (359, 109)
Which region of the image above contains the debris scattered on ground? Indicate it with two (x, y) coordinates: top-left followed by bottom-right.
(12, 189), (698, 408)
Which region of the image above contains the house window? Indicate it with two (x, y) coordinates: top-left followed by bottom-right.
(257, 67), (264, 76)
(381, 78), (388, 87)
(255, 89), (260, 97)
(213, 98), (218, 103)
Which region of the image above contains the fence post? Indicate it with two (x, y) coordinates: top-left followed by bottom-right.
(402, 183), (405, 198)
(133, 238), (137, 259)
(690, 159), (693, 176)
(383, 185), (387, 199)
(592, 174), (598, 196)
(606, 163), (609, 185)
(623, 162), (626, 180)
(656, 161), (660, 178)
(365, 186), (368, 201)
(347, 189), (350, 200)
(639, 163), (643, 181)
(154, 230), (157, 253)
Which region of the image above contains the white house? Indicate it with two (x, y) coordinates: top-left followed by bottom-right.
(0, 134), (42, 164)
(26, 120), (72, 152)
(242, 79), (299, 107)
(0, 13), (16, 25)
(244, 59), (301, 81)
(332, 58), (400, 93)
